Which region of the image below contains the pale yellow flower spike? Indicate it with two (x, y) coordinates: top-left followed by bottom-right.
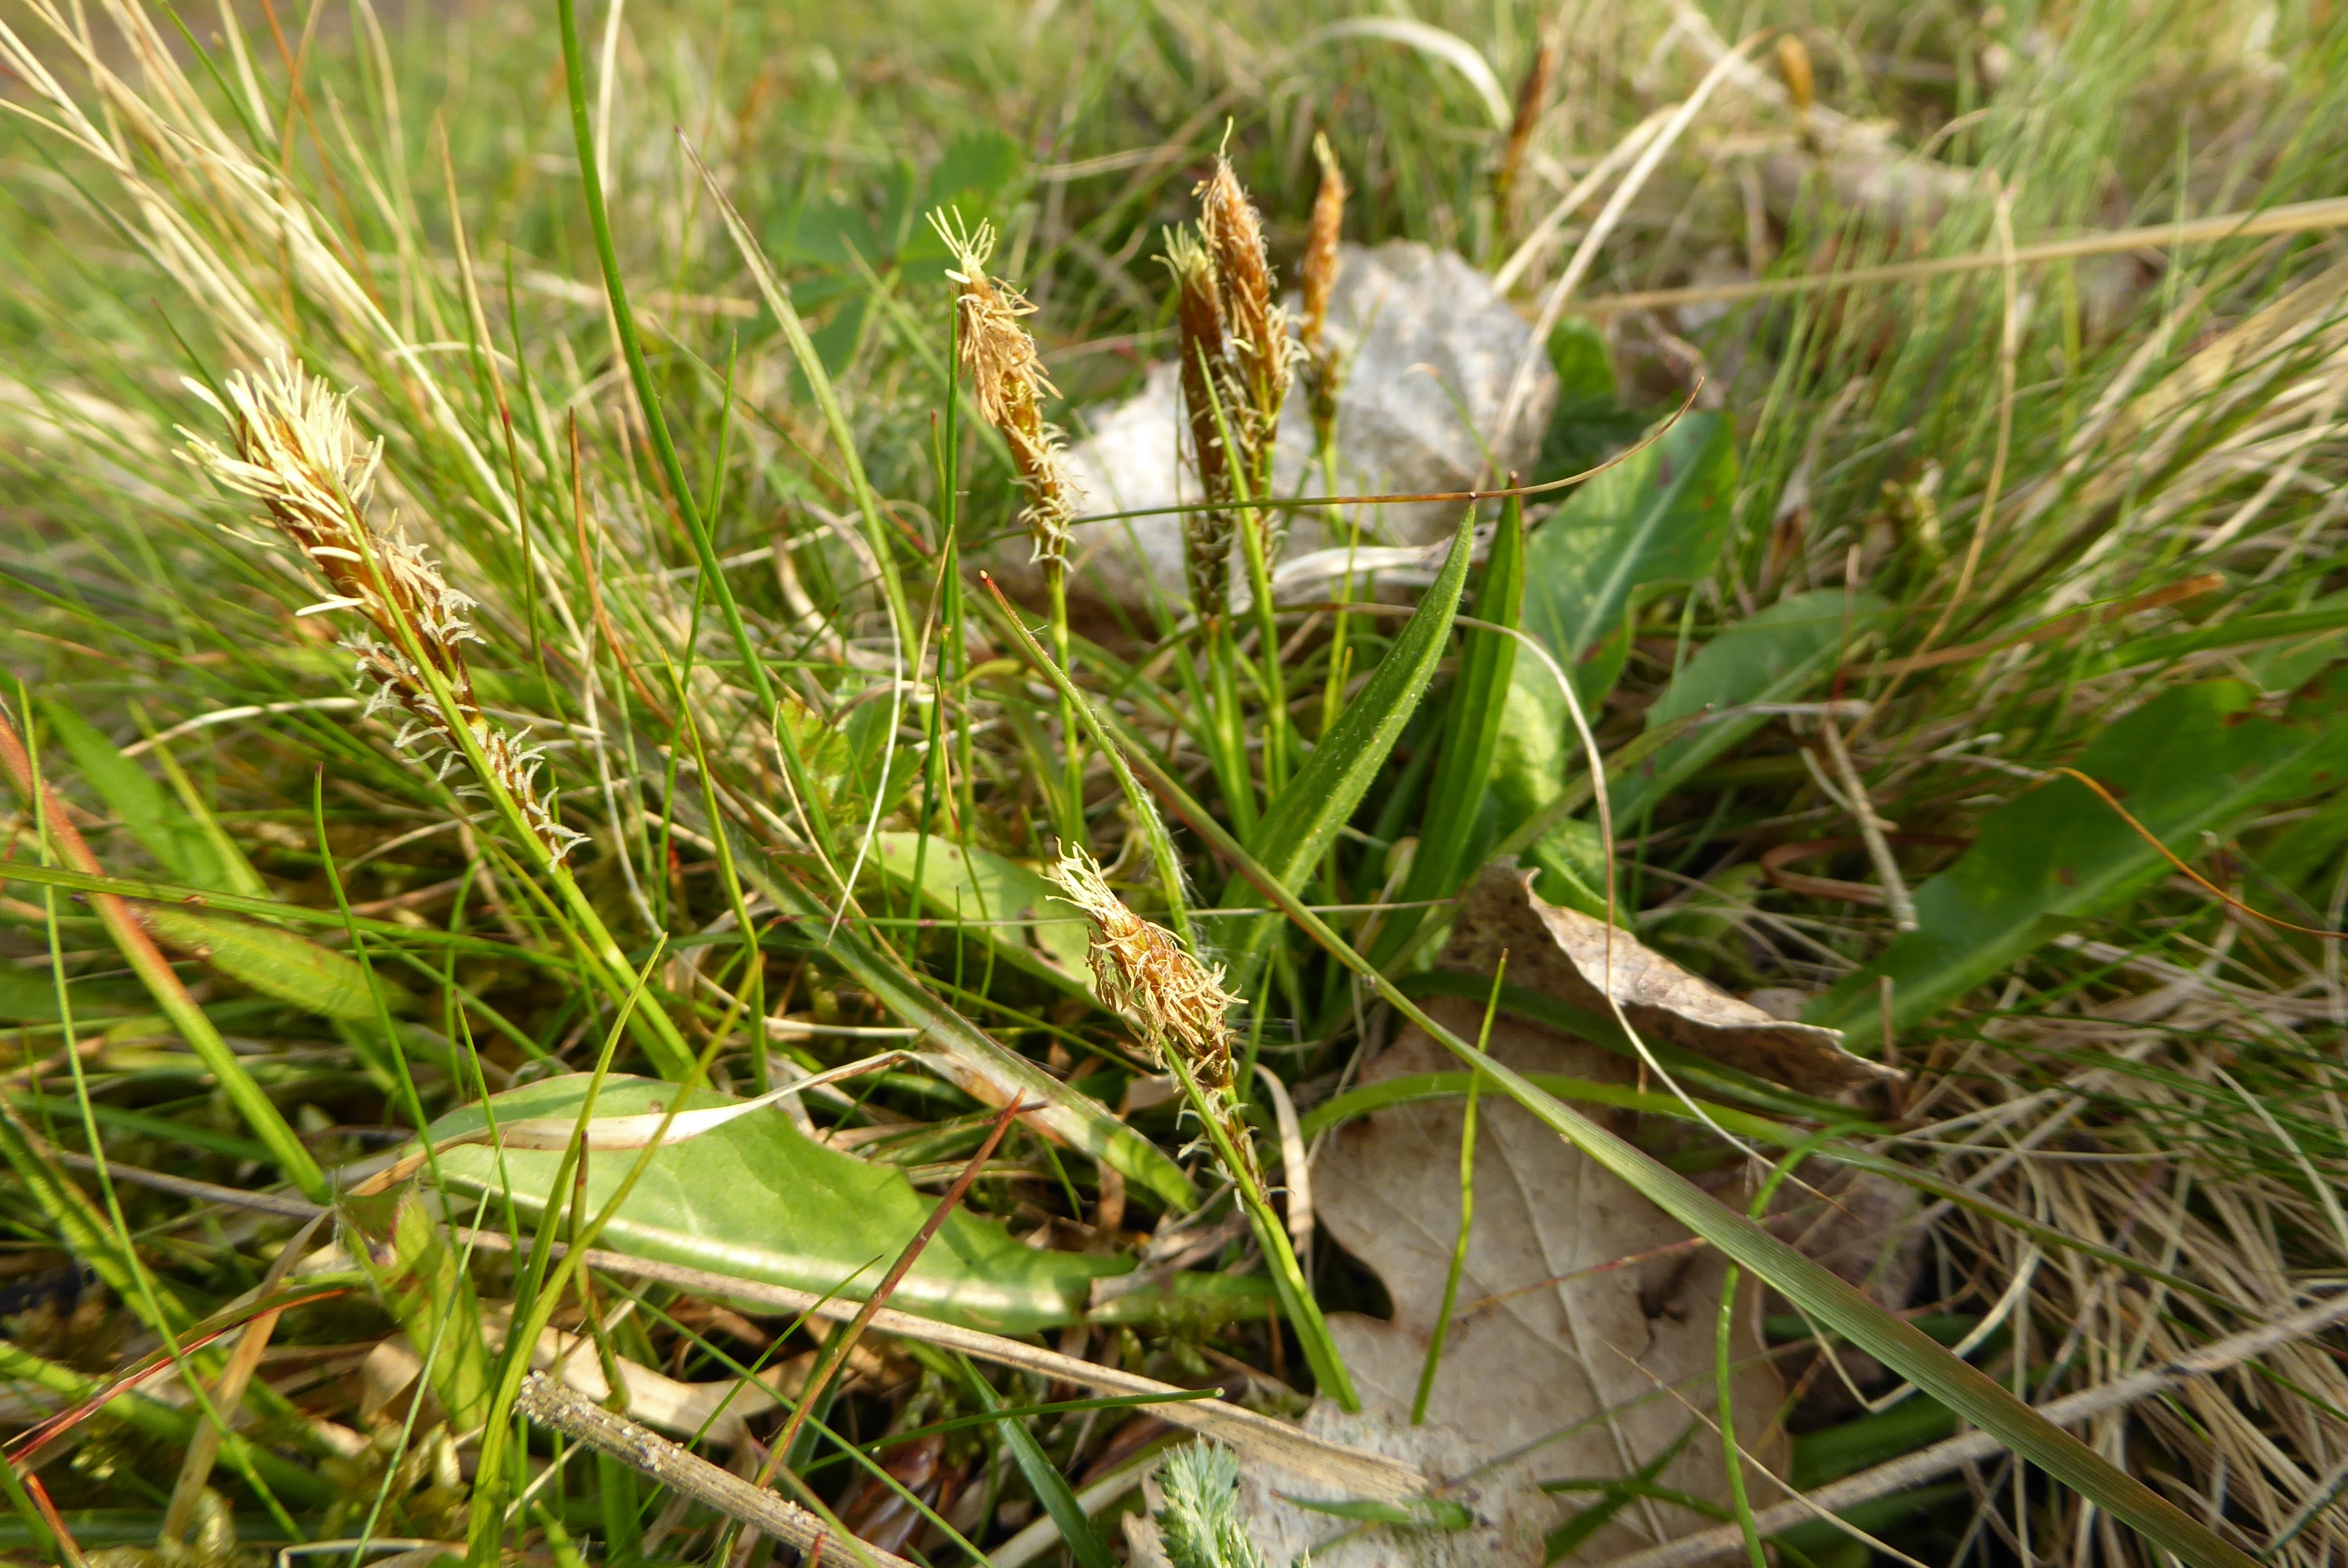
(1049, 847), (1240, 1092)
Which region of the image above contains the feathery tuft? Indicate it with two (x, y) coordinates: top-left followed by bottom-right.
(932, 209), (1084, 565)
(181, 359), (586, 864)
(1049, 847), (1239, 1093)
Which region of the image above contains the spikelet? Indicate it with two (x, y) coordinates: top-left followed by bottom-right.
(931, 211), (1084, 565)
(1166, 228), (1239, 614)
(1194, 156), (1289, 510)
(1300, 134), (1348, 455)
(180, 359), (586, 864)
(1048, 848), (1239, 1094)
(1495, 36), (1560, 218)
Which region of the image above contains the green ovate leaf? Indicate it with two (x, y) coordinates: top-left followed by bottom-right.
(1809, 675), (2348, 1035)
(1613, 589), (1888, 822)
(1520, 409), (1736, 697)
(1493, 413), (1739, 897)
(423, 1076), (1133, 1334)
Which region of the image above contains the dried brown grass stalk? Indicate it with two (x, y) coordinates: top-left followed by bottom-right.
(180, 360), (585, 862)
(932, 211), (1082, 565)
(1300, 133), (1349, 454)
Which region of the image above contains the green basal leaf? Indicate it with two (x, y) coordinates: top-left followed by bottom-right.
(1809, 674), (2348, 1035)
(422, 1076), (1172, 1334)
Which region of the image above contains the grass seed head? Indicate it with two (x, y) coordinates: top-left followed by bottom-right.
(932, 209), (1082, 565)
(1050, 847), (1238, 1092)
(1496, 36), (1560, 217)
(1195, 156), (1289, 502)
(1301, 133), (1349, 451)
(1166, 227), (1238, 614)
(181, 359), (585, 864)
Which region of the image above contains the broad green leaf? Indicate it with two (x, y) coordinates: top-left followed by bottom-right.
(1495, 413), (1738, 857)
(1809, 676), (2348, 1035)
(143, 904), (390, 1022)
(1222, 519), (1475, 978)
(1372, 496), (1524, 967)
(1612, 590), (1888, 822)
(424, 1076), (1132, 1334)
(42, 702), (227, 888)
(1082, 700), (2262, 1568)
(874, 833), (1092, 999)
(1520, 410), (1736, 685)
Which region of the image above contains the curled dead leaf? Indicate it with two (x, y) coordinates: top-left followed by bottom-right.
(1446, 866), (1900, 1095)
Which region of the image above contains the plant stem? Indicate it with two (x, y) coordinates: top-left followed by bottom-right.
(1411, 956), (1502, 1424)
(1047, 558), (1085, 844)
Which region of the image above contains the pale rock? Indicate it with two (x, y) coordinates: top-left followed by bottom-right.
(1030, 241), (1558, 612)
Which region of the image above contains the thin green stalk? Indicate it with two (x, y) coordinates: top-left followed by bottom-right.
(1203, 617), (1259, 842)
(1162, 1050), (1357, 1410)
(1411, 957), (1502, 1424)
(979, 578), (1351, 1405)
(557, 0), (840, 866)
(1047, 558), (1086, 844)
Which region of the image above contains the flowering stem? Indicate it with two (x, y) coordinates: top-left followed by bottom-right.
(1162, 1052), (1357, 1410)
(1046, 559), (1085, 844)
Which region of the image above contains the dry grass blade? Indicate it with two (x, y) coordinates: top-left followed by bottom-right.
(515, 1372), (916, 1568)
(1598, 1291), (2348, 1568)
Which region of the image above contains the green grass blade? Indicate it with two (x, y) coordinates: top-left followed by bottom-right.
(1809, 674), (2348, 1034)
(1220, 516), (1476, 981)
(1373, 494), (1525, 966)
(954, 1353), (1115, 1568)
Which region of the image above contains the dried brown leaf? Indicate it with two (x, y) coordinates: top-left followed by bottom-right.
(1315, 992), (1787, 1563)
(1445, 867), (1900, 1095)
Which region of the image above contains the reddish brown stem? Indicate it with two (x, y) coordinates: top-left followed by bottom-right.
(756, 1097), (1035, 1480)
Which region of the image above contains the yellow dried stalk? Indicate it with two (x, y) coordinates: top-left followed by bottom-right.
(1168, 228), (1239, 613)
(1050, 847), (1240, 1094)
(1300, 133), (1349, 454)
(180, 359), (586, 863)
(932, 211), (1083, 565)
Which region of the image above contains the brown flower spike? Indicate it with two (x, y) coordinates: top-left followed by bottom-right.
(1196, 156), (1290, 492)
(1167, 228), (1239, 613)
(1049, 848), (1239, 1094)
(181, 360), (585, 863)
(933, 211), (1083, 565)
(1300, 133), (1348, 454)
